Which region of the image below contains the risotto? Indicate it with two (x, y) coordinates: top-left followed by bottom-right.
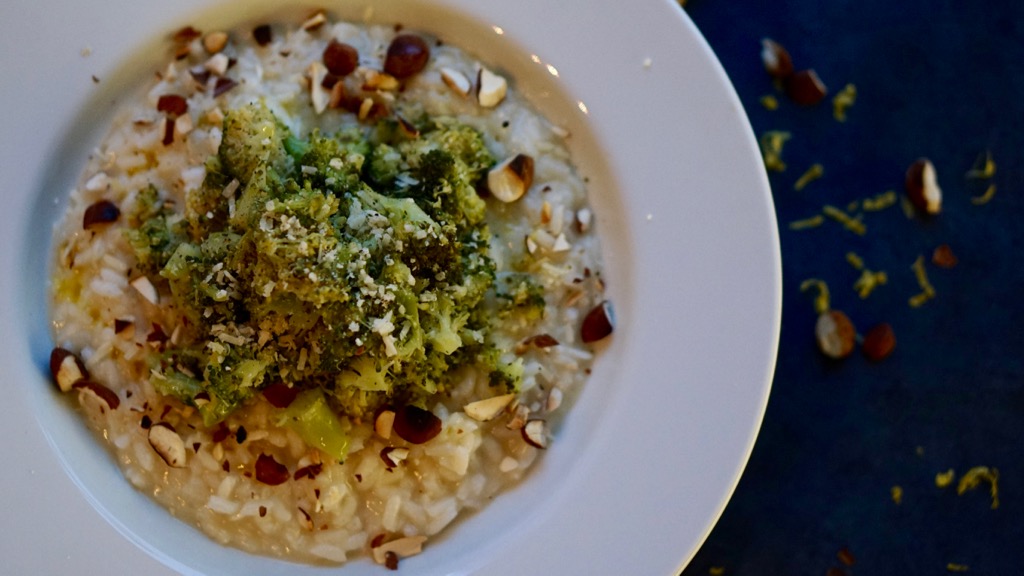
(48, 12), (610, 568)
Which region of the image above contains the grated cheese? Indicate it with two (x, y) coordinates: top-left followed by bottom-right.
(799, 279), (831, 315)
(832, 83), (857, 122)
(822, 204), (866, 235)
(789, 214), (825, 230)
(970, 183), (996, 206)
(759, 131), (791, 172)
(957, 466), (999, 509)
(909, 255), (936, 308)
(890, 485), (903, 505)
(794, 163), (824, 191)
(846, 252), (887, 298)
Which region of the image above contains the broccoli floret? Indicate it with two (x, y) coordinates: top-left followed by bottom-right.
(287, 129), (368, 195)
(488, 357), (524, 393)
(425, 122), (496, 181)
(366, 142), (403, 189)
(219, 102), (292, 183)
(495, 273), (547, 321)
(369, 121), (493, 229)
(131, 104), (518, 441)
(123, 185), (187, 276)
(274, 389), (350, 462)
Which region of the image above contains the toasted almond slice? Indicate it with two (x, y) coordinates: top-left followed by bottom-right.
(575, 207), (593, 233)
(358, 97), (374, 120)
(363, 69), (399, 91)
(301, 11), (327, 31)
(463, 393), (516, 422)
(546, 387), (563, 413)
(440, 67), (471, 97)
(551, 232), (571, 252)
(130, 276), (159, 305)
(308, 61), (330, 114)
(371, 535), (428, 565)
(505, 403), (529, 430)
(476, 66), (507, 108)
(203, 31), (228, 54)
(521, 419), (548, 449)
(149, 422), (187, 468)
(204, 53), (230, 76)
(375, 409), (396, 439)
(84, 172), (110, 192)
(74, 380), (120, 411)
(487, 154), (534, 203)
(380, 446), (410, 469)
(174, 112), (194, 136)
(50, 348), (88, 392)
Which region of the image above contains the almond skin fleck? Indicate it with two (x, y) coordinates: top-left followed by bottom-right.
(254, 453), (290, 485)
(82, 200), (120, 229)
(156, 94), (188, 117)
(581, 300), (614, 343)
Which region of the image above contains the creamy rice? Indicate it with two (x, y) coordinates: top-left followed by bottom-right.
(49, 14), (606, 567)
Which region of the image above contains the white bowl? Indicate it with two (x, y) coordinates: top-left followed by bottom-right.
(0, 0), (780, 574)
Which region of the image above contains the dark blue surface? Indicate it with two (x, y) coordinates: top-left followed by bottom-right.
(682, 2), (1024, 574)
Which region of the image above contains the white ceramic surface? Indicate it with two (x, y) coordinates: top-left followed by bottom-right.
(0, 0), (780, 574)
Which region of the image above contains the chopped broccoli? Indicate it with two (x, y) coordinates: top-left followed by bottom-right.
(125, 105), (531, 448)
(274, 389), (350, 463)
(123, 185), (187, 276)
(219, 102), (292, 183)
(495, 272), (547, 321)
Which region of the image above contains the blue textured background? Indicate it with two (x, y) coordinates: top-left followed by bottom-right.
(681, 1), (1024, 574)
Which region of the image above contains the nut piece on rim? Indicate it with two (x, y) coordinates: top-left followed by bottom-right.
(476, 66), (508, 108)
(487, 154), (534, 203)
(905, 158), (943, 215)
(463, 393), (516, 422)
(148, 422), (187, 468)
